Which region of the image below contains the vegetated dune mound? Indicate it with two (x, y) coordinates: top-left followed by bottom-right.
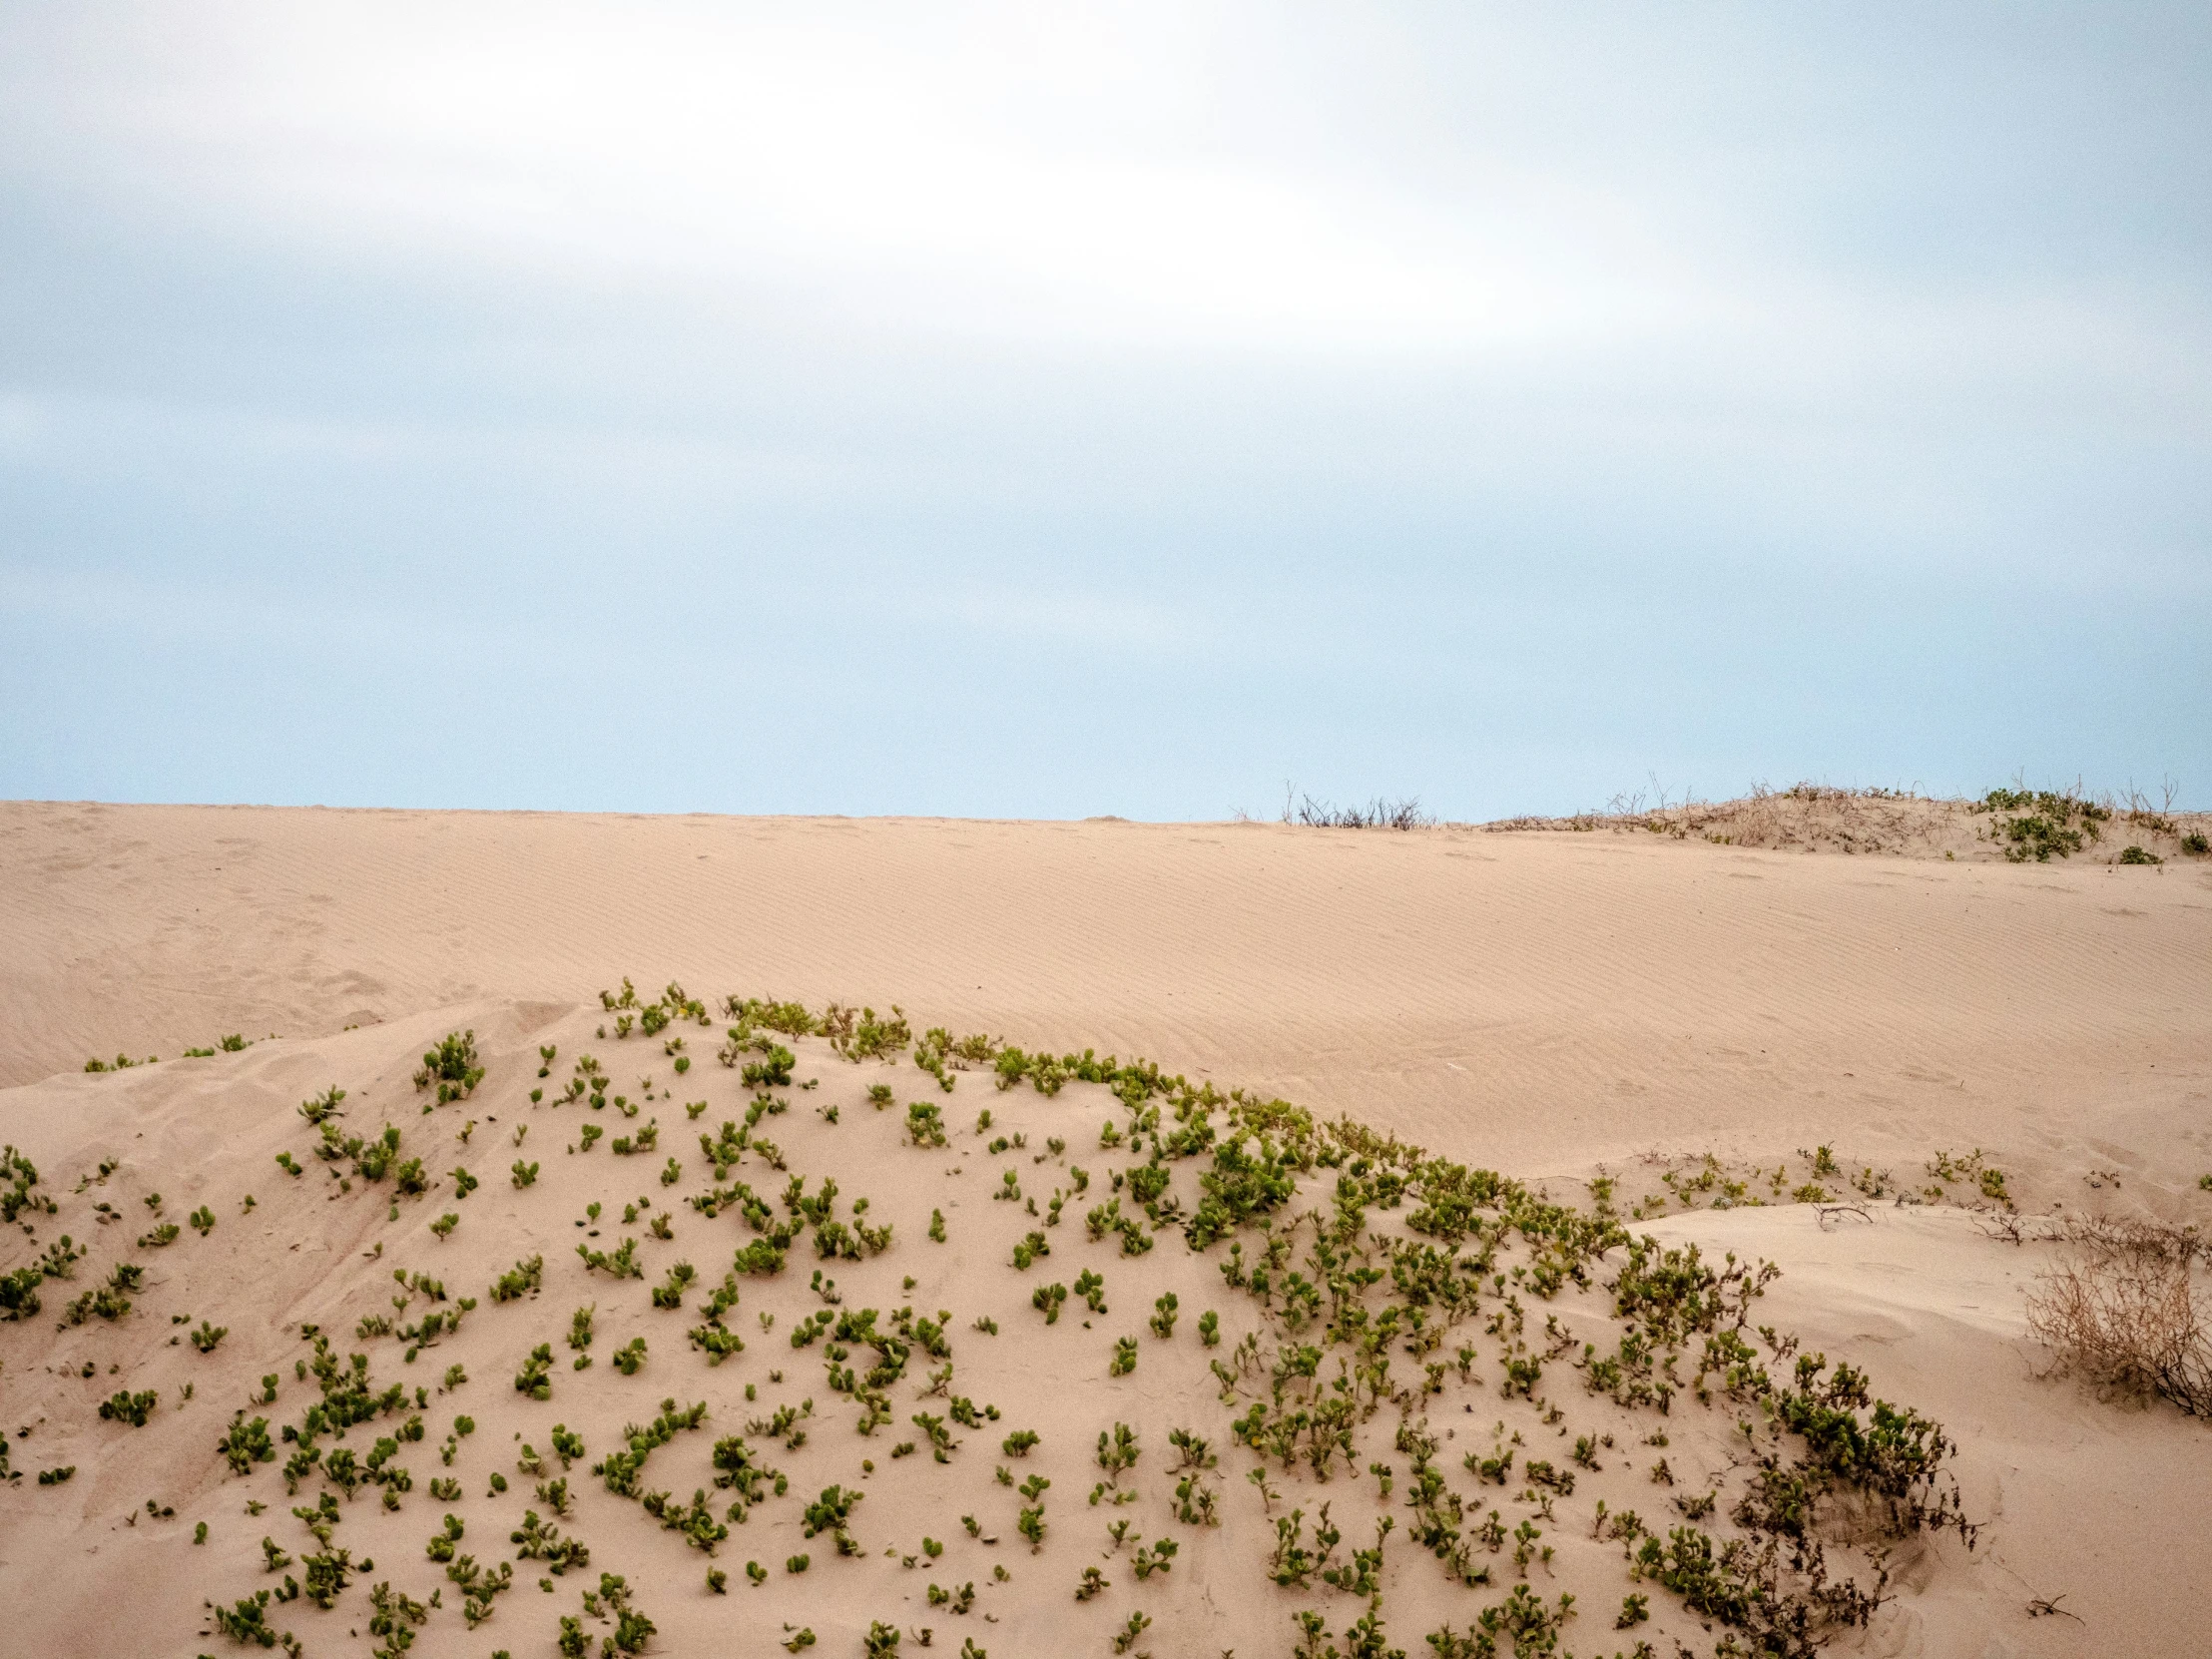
(4, 985), (2210, 1659)
(1485, 783), (2212, 864)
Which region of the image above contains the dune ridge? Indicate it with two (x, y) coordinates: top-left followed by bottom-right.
(3, 801), (2205, 1186)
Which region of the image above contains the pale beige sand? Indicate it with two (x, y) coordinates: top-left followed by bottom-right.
(1, 800), (2208, 1656)
(3, 801), (2206, 1186)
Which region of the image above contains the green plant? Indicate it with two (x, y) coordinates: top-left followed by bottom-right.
(1096, 1421), (1139, 1483)
(514, 1345), (554, 1399)
(1130, 1536), (1179, 1580)
(1268, 1503), (1342, 1588)
(1974, 787), (2107, 862)
(652, 1261), (697, 1310)
(1149, 1292), (1178, 1339)
(577, 1236), (642, 1279)
(490, 1256), (543, 1302)
(743, 1045), (796, 1090)
(414, 1030), (486, 1103)
(192, 1319), (229, 1353)
(208, 1588), (290, 1649)
(1108, 1336), (1138, 1377)
(99, 1388), (159, 1426)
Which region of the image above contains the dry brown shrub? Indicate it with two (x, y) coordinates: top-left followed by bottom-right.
(2026, 1227), (2212, 1416)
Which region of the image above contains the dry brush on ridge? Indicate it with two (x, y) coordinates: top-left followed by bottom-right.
(1482, 781), (2212, 865)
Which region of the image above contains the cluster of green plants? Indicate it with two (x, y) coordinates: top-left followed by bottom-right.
(11, 988), (2004, 1659)
(413, 1030), (485, 1104)
(1970, 785), (2109, 862)
(1, 1223), (81, 1320)
(601, 979), (713, 1044)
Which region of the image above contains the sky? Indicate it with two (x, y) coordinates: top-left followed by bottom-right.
(2, 2), (2207, 820)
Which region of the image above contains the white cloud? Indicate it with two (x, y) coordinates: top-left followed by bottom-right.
(4, 3), (1708, 353)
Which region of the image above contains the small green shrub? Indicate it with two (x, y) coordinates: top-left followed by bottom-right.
(1150, 1292), (1178, 1339)
(415, 1030), (486, 1103)
(742, 1046), (796, 1091)
(491, 1256), (543, 1302)
(99, 1388), (159, 1426)
(515, 1345), (554, 1399)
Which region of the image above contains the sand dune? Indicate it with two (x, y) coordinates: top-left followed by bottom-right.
(3, 801), (2205, 1188)
(2, 801), (2208, 1657)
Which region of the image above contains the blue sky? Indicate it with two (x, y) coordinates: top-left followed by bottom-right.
(3, 3), (2207, 819)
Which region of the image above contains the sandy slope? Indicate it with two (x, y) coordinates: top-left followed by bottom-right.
(2, 802), (2207, 1189)
(2, 801), (2210, 1657)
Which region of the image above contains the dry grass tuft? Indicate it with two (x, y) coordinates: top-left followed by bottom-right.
(2026, 1221), (2212, 1416)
